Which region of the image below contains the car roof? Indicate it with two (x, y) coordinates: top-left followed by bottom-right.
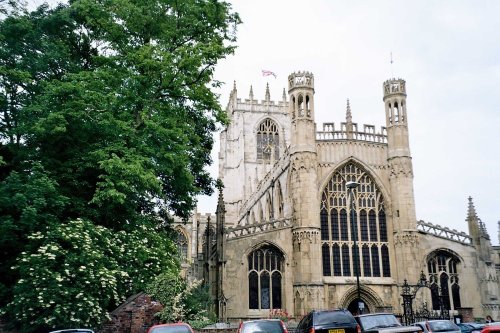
(50, 328), (94, 333)
(357, 313), (397, 317)
(150, 323), (192, 327)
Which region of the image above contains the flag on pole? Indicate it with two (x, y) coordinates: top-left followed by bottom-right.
(262, 70), (277, 78)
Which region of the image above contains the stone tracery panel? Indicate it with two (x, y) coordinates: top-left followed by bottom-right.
(320, 162), (391, 278)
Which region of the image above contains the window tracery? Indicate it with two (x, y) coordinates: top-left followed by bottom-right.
(257, 119), (280, 161)
(176, 229), (188, 262)
(248, 245), (284, 310)
(427, 250), (461, 310)
(320, 163), (390, 278)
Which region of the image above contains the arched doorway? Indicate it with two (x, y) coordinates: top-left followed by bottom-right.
(347, 299), (370, 315)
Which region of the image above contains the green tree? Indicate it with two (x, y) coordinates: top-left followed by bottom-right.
(0, 0), (240, 331)
(3, 218), (178, 330)
(146, 273), (215, 328)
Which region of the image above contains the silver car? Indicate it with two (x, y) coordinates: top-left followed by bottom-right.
(414, 320), (461, 333)
(49, 328), (94, 333)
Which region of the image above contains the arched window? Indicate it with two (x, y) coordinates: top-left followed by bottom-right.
(248, 245), (284, 310)
(427, 250), (461, 311)
(176, 229), (188, 261)
(320, 163), (390, 277)
(257, 119), (279, 161)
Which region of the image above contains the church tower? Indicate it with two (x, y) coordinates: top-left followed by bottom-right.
(383, 79), (420, 281)
(288, 71), (323, 313)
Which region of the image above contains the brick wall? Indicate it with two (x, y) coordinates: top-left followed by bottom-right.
(100, 293), (163, 333)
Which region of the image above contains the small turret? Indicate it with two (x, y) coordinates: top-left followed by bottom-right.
(383, 78), (410, 159)
(288, 71), (315, 121)
(288, 71), (316, 154)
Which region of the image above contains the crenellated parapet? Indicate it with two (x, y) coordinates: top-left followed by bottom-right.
(288, 71), (314, 90)
(226, 217), (293, 240)
(316, 122), (387, 143)
(417, 220), (472, 245)
(225, 82), (288, 114)
(383, 78), (406, 97)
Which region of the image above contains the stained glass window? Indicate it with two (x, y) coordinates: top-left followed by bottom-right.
(427, 250), (461, 311)
(257, 119), (280, 161)
(320, 163), (390, 277)
(248, 245), (284, 310)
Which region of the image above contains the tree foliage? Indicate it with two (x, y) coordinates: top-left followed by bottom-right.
(146, 273), (215, 328)
(0, 0), (240, 331)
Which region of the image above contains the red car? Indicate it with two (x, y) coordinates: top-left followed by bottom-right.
(481, 324), (500, 333)
(147, 323), (194, 333)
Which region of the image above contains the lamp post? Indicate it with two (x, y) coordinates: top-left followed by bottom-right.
(346, 180), (362, 314)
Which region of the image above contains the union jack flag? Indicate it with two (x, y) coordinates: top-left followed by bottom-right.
(262, 70), (277, 78)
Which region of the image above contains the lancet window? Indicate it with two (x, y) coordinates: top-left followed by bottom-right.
(320, 163), (390, 278)
(427, 250), (461, 310)
(257, 119), (280, 161)
(176, 229), (188, 262)
(248, 245), (284, 310)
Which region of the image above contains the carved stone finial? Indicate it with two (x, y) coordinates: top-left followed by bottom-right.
(265, 83), (270, 101)
(467, 196), (478, 221)
(282, 88), (286, 102)
(346, 99), (352, 124)
(249, 85), (254, 100)
(233, 80), (237, 92)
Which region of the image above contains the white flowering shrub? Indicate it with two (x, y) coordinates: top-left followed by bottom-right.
(2, 219), (178, 332)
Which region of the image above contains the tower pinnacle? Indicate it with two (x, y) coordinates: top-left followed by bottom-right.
(346, 99), (352, 123)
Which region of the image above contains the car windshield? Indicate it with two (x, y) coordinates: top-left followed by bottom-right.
(316, 311), (355, 325)
(150, 325), (191, 333)
(358, 315), (401, 330)
(49, 330), (94, 333)
(241, 321), (284, 333)
(429, 321), (459, 332)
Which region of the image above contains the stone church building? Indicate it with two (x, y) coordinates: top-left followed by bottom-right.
(172, 71), (499, 322)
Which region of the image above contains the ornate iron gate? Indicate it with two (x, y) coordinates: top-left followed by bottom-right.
(400, 272), (450, 325)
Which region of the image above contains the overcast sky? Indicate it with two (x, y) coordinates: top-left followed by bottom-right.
(201, 0), (500, 244)
(29, 0), (500, 244)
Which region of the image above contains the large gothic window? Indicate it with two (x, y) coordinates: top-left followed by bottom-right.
(427, 250), (461, 310)
(257, 119), (279, 161)
(320, 163), (390, 277)
(176, 229), (188, 262)
(248, 245), (284, 310)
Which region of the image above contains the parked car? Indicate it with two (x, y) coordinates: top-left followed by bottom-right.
(147, 323), (195, 333)
(296, 309), (359, 333)
(355, 313), (422, 333)
(457, 323), (475, 333)
(49, 330), (94, 333)
(457, 323), (485, 333)
(413, 320), (461, 333)
(237, 319), (288, 333)
(481, 323), (500, 333)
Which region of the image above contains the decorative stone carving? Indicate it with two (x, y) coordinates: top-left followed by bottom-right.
(293, 285), (324, 302)
(290, 153), (318, 173)
(292, 229), (320, 245)
(394, 231), (419, 246)
(389, 158), (413, 178)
